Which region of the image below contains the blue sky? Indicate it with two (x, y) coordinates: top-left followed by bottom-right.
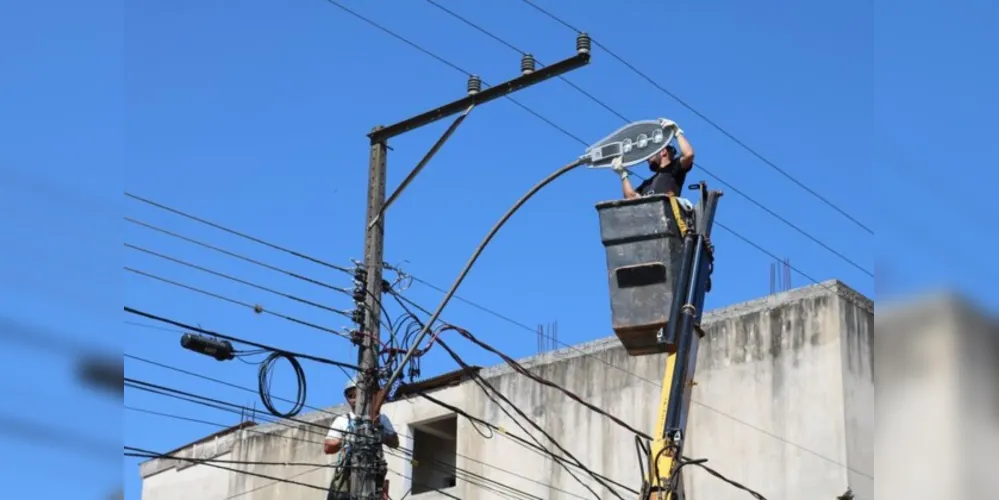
(2, 0), (997, 498)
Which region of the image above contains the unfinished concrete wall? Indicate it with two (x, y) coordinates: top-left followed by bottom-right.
(139, 280), (874, 500)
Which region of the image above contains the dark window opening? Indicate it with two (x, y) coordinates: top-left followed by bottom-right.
(411, 415), (457, 495)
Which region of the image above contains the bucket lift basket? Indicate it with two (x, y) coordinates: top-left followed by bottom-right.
(595, 194), (696, 356)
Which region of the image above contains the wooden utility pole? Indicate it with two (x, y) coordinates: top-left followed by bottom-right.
(351, 35), (593, 499)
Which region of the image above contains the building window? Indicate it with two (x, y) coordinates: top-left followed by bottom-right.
(411, 414), (457, 495)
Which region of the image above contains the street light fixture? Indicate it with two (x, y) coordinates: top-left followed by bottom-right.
(582, 119), (676, 169)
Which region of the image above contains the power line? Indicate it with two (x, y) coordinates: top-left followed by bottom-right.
(125, 192), (354, 273)
(393, 278), (871, 482)
(387, 292), (627, 500)
(123, 307), (360, 370)
(126, 216), (354, 295)
(320, 0), (589, 146)
(125, 194), (872, 479)
(124, 383), (569, 500)
(123, 352), (608, 500)
(125, 216), (394, 331)
(390, 291), (650, 440)
(125, 267), (354, 340)
(124, 445), (336, 493)
(126, 242), (353, 317)
(417, 0), (872, 278)
(515, 0), (872, 235)
(388, 294), (771, 500)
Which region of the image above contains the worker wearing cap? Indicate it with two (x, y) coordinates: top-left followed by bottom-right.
(323, 378), (400, 500)
(611, 118), (695, 203)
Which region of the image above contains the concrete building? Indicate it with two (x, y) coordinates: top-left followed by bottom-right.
(138, 280), (874, 500)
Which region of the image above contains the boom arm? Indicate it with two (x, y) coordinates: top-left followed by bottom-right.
(646, 185), (721, 499)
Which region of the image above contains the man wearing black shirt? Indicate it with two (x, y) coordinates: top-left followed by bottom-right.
(611, 119), (695, 200)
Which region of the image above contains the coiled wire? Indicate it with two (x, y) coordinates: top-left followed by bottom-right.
(258, 351), (307, 418)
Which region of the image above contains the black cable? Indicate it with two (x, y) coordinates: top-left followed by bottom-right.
(388, 295), (622, 500)
(125, 267), (354, 339)
(390, 292), (639, 498)
(671, 456), (769, 500)
(126, 243), (354, 317)
(126, 217), (352, 293)
(126, 450), (327, 468)
(415, 391), (638, 497)
(125, 215), (395, 329)
(516, 0), (872, 235)
(443, 323), (652, 441)
(634, 435), (650, 488)
(320, 0), (589, 145)
(126, 398), (541, 500)
(124, 306), (361, 370)
(124, 357), (594, 500)
(420, 0), (871, 278)
(124, 447), (331, 492)
(387, 157), (587, 389)
(258, 351), (307, 418)
(125, 192), (354, 272)
(127, 193), (871, 477)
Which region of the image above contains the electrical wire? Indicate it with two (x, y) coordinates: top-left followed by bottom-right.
(126, 193), (872, 479)
(126, 242), (354, 317)
(388, 294), (624, 500)
(125, 267), (357, 341)
(258, 351), (307, 418)
(124, 353), (604, 500)
(413, 391), (638, 497)
(418, 0), (872, 278)
(125, 215), (395, 329)
(402, 273), (873, 481)
(385, 157), (587, 390)
(670, 455), (769, 500)
(125, 192), (353, 272)
(124, 307), (360, 370)
(126, 402), (559, 500)
(515, 0), (872, 235)
(124, 446), (333, 492)
(442, 323), (652, 441)
(125, 198), (872, 478)
(392, 289), (651, 442)
(125, 395), (548, 500)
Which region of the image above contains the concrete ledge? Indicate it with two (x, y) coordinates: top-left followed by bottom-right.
(481, 279), (872, 380)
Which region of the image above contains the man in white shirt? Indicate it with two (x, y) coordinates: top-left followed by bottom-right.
(324, 378), (400, 500)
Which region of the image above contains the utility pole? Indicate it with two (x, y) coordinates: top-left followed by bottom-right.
(351, 34), (593, 500)
(350, 128), (388, 500)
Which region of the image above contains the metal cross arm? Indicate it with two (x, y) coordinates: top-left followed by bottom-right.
(368, 104), (475, 230)
(367, 42), (591, 144)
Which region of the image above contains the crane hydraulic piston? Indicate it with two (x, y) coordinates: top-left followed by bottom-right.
(595, 182), (722, 500)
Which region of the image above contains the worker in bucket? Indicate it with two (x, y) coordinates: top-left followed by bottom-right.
(611, 118), (695, 206)
(323, 378), (400, 500)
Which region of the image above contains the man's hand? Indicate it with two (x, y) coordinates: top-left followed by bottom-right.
(610, 156), (628, 180)
(659, 118), (684, 136)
